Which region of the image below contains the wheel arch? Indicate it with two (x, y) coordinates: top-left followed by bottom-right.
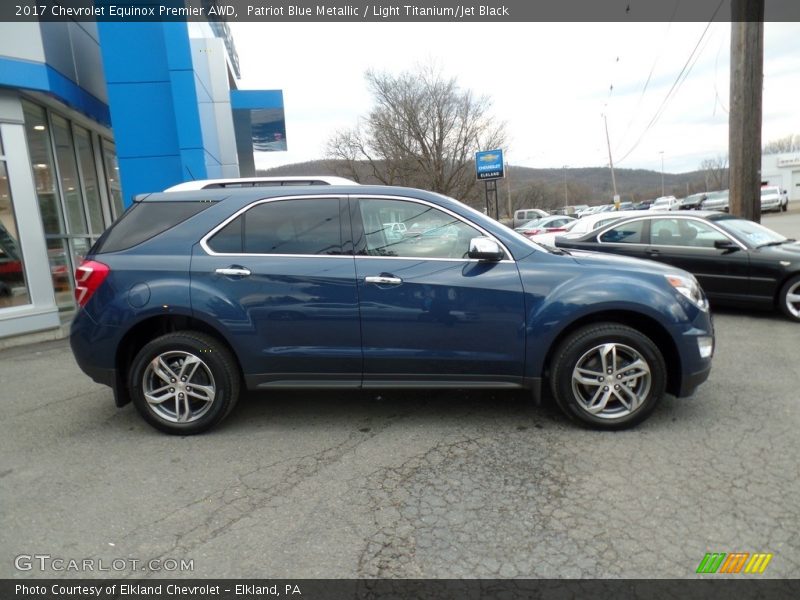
(114, 314), (244, 406)
(541, 309), (682, 397)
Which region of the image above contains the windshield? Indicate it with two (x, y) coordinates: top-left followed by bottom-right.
(716, 218), (787, 246)
(761, 187), (779, 196)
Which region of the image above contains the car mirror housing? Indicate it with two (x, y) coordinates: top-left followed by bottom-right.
(468, 237), (504, 261)
(714, 239), (740, 252)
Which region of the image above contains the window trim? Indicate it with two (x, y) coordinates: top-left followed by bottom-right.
(200, 195), (352, 259)
(350, 194), (515, 263)
(200, 194), (515, 263)
(595, 216), (747, 251)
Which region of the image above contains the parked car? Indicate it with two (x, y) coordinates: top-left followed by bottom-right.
(634, 199), (655, 210)
(700, 190), (729, 212)
(512, 208), (549, 228)
(759, 186), (783, 213)
(528, 210), (644, 247)
(71, 185), (713, 434)
(555, 211), (800, 321)
(649, 196), (681, 211)
(514, 215), (576, 238)
(680, 193), (706, 210)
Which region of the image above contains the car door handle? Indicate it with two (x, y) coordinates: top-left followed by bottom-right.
(645, 249), (661, 256)
(215, 267), (251, 277)
(365, 275), (403, 285)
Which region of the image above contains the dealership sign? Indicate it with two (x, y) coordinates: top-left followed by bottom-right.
(475, 149), (505, 180)
(777, 155), (800, 168)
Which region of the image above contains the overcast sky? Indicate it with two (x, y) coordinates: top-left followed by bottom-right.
(230, 21), (799, 174)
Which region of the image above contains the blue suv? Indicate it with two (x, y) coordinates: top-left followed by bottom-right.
(70, 185), (714, 434)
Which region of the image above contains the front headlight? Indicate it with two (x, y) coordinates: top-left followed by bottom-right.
(665, 273), (709, 311)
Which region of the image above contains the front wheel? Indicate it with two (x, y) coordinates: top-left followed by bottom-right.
(778, 275), (800, 322)
(549, 323), (666, 429)
(129, 332), (241, 435)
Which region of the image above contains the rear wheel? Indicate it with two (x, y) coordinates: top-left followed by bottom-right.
(550, 323), (666, 429)
(129, 332), (240, 435)
(778, 275), (800, 322)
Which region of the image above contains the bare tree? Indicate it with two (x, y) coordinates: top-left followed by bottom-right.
(326, 63), (507, 205)
(699, 154), (729, 191)
(763, 134), (800, 155)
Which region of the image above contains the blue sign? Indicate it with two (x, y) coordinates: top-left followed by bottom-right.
(475, 149), (505, 180)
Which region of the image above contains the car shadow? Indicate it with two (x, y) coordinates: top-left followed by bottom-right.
(221, 387), (571, 433)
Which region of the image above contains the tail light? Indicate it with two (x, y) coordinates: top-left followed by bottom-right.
(74, 260), (110, 307)
(549, 227), (567, 233)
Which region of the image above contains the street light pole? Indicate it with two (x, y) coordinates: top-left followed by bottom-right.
(563, 165), (568, 206)
(660, 151), (665, 197)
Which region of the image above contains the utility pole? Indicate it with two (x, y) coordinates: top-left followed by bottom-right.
(603, 114), (618, 203)
(659, 151), (665, 197)
(729, 0), (764, 222)
(562, 165), (568, 206)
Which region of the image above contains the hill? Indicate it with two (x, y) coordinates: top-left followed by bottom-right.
(257, 160), (716, 209)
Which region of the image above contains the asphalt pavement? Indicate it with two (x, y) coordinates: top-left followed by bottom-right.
(0, 209), (798, 580)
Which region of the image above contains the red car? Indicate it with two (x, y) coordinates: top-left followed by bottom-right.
(514, 215), (576, 238)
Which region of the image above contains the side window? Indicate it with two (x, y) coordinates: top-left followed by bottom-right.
(599, 219), (645, 244)
(207, 198), (342, 255)
(651, 218), (728, 248)
(358, 198), (482, 259)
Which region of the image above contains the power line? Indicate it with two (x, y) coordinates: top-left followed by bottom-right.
(616, 0), (725, 165)
(613, 3), (680, 154)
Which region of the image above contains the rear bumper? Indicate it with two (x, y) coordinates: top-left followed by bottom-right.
(70, 310), (130, 406)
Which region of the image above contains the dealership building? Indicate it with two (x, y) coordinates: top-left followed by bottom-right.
(0, 18), (284, 344)
(762, 152), (800, 201)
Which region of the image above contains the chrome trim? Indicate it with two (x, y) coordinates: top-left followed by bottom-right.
(199, 193), (517, 263)
(215, 267), (251, 276)
(365, 276), (403, 285)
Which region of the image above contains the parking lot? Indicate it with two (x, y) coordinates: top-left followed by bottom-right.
(1, 210), (798, 580)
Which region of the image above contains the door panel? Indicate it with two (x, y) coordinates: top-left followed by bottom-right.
(351, 196), (525, 384)
(356, 258), (526, 382)
(645, 217), (750, 301)
(191, 196), (362, 385)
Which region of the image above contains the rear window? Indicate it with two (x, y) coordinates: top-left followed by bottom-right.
(93, 201), (214, 254)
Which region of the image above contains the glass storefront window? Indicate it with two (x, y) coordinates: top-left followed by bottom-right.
(22, 100), (121, 313)
(46, 237), (73, 311)
(22, 101), (64, 236)
(0, 146), (32, 309)
(74, 126), (105, 234)
(51, 114), (88, 236)
(102, 141), (123, 218)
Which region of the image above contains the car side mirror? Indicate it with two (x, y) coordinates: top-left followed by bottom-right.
(468, 237), (504, 261)
(714, 239), (739, 252)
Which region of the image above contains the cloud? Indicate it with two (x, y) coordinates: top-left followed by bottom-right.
(230, 21), (800, 173)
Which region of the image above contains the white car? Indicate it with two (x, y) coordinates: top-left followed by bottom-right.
(649, 196), (681, 211)
(527, 210), (645, 247)
(760, 186), (782, 213)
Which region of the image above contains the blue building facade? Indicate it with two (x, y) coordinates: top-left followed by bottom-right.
(0, 18), (283, 342)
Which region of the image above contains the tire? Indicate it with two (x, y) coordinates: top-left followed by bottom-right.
(549, 323), (666, 430)
(129, 331), (241, 435)
(778, 275), (800, 323)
